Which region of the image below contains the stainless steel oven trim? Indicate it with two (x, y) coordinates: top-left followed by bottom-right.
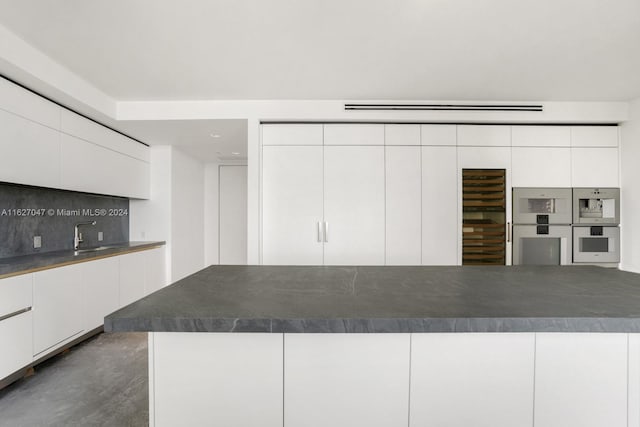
(512, 188), (573, 225)
(572, 188), (620, 225)
(512, 225), (573, 265)
(572, 226), (620, 263)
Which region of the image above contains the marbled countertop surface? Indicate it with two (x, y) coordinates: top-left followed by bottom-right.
(105, 265), (640, 333)
(0, 241), (165, 279)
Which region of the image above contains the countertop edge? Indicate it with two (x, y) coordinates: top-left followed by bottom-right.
(0, 241), (166, 279)
(104, 316), (640, 334)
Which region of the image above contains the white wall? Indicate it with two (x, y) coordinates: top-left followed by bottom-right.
(219, 165), (248, 265)
(204, 163), (220, 266)
(171, 148), (205, 282)
(620, 98), (640, 273)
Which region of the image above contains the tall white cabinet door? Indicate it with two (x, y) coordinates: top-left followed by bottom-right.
(410, 333), (535, 427)
(119, 251), (146, 307)
(285, 334), (410, 427)
(571, 147), (619, 187)
(422, 146), (458, 265)
(386, 146), (421, 265)
(534, 333), (627, 427)
(512, 147), (571, 187)
(457, 147), (513, 265)
(81, 257), (119, 331)
(324, 146), (385, 265)
(262, 146), (324, 265)
(33, 264), (84, 356)
(219, 165), (248, 265)
(145, 247), (167, 294)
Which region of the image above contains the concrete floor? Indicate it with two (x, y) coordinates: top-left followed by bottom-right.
(0, 332), (148, 427)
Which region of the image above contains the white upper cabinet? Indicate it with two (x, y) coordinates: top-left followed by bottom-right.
(261, 124), (323, 146)
(512, 126), (571, 147)
(512, 147), (572, 187)
(0, 108), (61, 188)
(421, 125), (456, 146)
(60, 109), (149, 162)
(384, 124), (420, 145)
(60, 133), (150, 199)
(457, 125), (511, 146)
(422, 146), (458, 265)
(324, 146), (385, 265)
(571, 126), (618, 147)
(0, 77), (60, 129)
(386, 146), (421, 265)
(324, 124), (384, 145)
(262, 145), (324, 265)
(571, 147), (619, 187)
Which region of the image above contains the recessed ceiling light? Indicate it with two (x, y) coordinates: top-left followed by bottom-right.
(209, 133), (221, 138)
(231, 152), (240, 155)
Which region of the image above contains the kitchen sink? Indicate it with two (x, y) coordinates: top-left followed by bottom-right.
(73, 245), (118, 255)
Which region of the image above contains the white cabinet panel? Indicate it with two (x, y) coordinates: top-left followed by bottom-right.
(421, 124), (457, 146)
(60, 109), (149, 161)
(152, 332), (283, 427)
(33, 264), (83, 355)
(0, 311), (33, 379)
(571, 126), (618, 147)
(262, 146), (324, 265)
(422, 146), (458, 265)
(512, 147), (571, 187)
(571, 147), (619, 187)
(512, 126), (571, 147)
(385, 124), (420, 145)
(457, 125), (511, 146)
(0, 109), (61, 188)
(534, 333), (627, 427)
(0, 274), (32, 317)
(386, 146), (421, 265)
(119, 251), (146, 307)
(145, 247), (167, 295)
(60, 133), (150, 198)
(0, 77), (60, 129)
(219, 165), (248, 265)
(285, 334), (410, 427)
(324, 146), (385, 265)
(324, 124), (384, 145)
(261, 123), (323, 146)
(81, 257), (119, 331)
(410, 333), (535, 427)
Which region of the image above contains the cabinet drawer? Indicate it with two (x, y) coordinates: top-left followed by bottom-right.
(0, 274), (32, 318)
(0, 311), (33, 380)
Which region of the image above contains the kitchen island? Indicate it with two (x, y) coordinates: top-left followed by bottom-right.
(106, 265), (640, 427)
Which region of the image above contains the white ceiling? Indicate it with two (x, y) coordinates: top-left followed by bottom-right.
(0, 0), (639, 102)
(116, 119), (248, 163)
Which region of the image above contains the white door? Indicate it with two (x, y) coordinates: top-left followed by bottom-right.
(119, 251), (146, 307)
(512, 147), (572, 187)
(386, 146), (421, 265)
(262, 145), (324, 265)
(324, 146), (385, 265)
(219, 165), (248, 265)
(422, 146), (458, 265)
(571, 147), (619, 187)
(81, 257), (119, 331)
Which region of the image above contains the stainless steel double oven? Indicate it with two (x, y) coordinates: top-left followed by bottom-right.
(512, 188), (573, 265)
(572, 188), (620, 264)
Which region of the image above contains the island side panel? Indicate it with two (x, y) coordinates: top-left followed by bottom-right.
(629, 334), (640, 427)
(149, 332), (283, 427)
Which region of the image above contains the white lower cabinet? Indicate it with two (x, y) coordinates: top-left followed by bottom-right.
(410, 333), (535, 427)
(151, 332), (283, 427)
(534, 333), (627, 427)
(386, 146), (421, 265)
(145, 247), (167, 294)
(0, 274), (34, 379)
(119, 251), (147, 307)
(33, 264), (84, 356)
(284, 334), (410, 427)
(81, 257), (119, 331)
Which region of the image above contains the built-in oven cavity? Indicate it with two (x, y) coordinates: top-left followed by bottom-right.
(524, 198), (556, 214)
(579, 237), (609, 253)
(521, 238), (560, 265)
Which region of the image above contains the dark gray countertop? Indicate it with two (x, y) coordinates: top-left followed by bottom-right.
(0, 241), (165, 279)
(104, 265), (640, 333)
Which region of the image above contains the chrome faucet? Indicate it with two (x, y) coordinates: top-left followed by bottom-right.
(74, 221), (96, 251)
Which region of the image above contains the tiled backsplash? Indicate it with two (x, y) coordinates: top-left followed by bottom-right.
(0, 183), (129, 258)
